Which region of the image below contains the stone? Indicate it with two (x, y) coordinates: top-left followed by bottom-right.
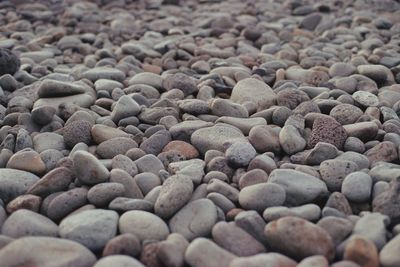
(0, 237), (96, 267)
(94, 255), (145, 267)
(264, 216), (335, 261)
(169, 199), (218, 241)
(343, 122), (379, 142)
(297, 255), (329, 267)
(110, 95), (140, 123)
(365, 141), (398, 165)
(97, 137), (138, 159)
(212, 221), (266, 256)
(373, 177), (400, 225)
(154, 174), (193, 219)
(91, 124), (131, 144)
(6, 194), (41, 213)
(329, 62), (356, 77)
(239, 183), (286, 212)
(342, 172), (373, 203)
(380, 234), (400, 267)
(248, 125), (281, 154)
(37, 79), (86, 98)
(59, 209), (119, 252)
(63, 120), (92, 148)
(82, 67), (125, 82)
(357, 64), (394, 85)
(330, 104), (363, 125)
(0, 49), (20, 76)
(229, 253), (297, 267)
(33, 132), (65, 153)
(234, 210), (268, 244)
(119, 210), (169, 242)
(87, 183), (125, 207)
(268, 169), (328, 206)
(279, 125), (306, 155)
(308, 117), (347, 149)
(184, 238), (236, 267)
(162, 140), (199, 159)
(353, 213), (388, 250)
(191, 124), (248, 154)
(1, 209), (58, 238)
(46, 188), (88, 221)
(320, 159), (359, 192)
(102, 233), (141, 257)
(140, 130), (171, 155)
(225, 142), (257, 167)
(72, 151), (110, 185)
(317, 216), (354, 245)
(0, 169), (39, 203)
(163, 73), (197, 96)
(343, 235), (379, 267)
(27, 167), (74, 197)
(230, 78), (276, 111)
(353, 91), (379, 107)
(6, 150), (46, 175)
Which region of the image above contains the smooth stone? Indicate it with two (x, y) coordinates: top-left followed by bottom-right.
(119, 210), (169, 242)
(91, 124), (132, 144)
(0, 169), (39, 203)
(155, 174), (193, 219)
(82, 67), (125, 82)
(317, 216), (354, 245)
(357, 64), (394, 85)
(94, 79), (123, 93)
(6, 150), (46, 175)
(373, 177), (400, 225)
(212, 221), (266, 256)
(297, 255), (329, 267)
(191, 124), (247, 154)
(93, 255), (145, 267)
(380, 234), (400, 267)
(229, 253), (297, 267)
(27, 167), (74, 197)
(343, 235), (379, 267)
(239, 183), (286, 212)
(102, 233), (141, 257)
(216, 117), (266, 135)
(263, 204), (321, 222)
(73, 151), (109, 185)
(6, 194), (41, 213)
(134, 154), (165, 175)
(128, 72), (163, 89)
(248, 125), (281, 154)
(46, 188), (88, 221)
(163, 73), (197, 96)
(110, 95), (140, 123)
(184, 238), (236, 267)
(162, 140), (199, 159)
(268, 169), (328, 206)
(31, 106), (56, 125)
(169, 199), (218, 241)
(330, 104), (363, 125)
(365, 141), (398, 165)
(279, 125), (306, 155)
(264, 216), (335, 261)
(234, 210), (268, 244)
(1, 209), (58, 238)
(0, 236), (96, 267)
(0, 49), (20, 76)
(169, 120), (213, 142)
(87, 183), (125, 207)
(59, 209), (119, 251)
(336, 151), (370, 170)
(329, 62), (356, 77)
(230, 78), (276, 111)
(34, 94), (95, 111)
(342, 172), (372, 203)
(210, 99), (248, 118)
(33, 132), (65, 153)
(353, 212), (389, 250)
(304, 142), (339, 165)
(225, 142), (257, 167)
(38, 79), (86, 98)
(108, 197), (153, 212)
(140, 130), (171, 155)
(97, 137), (138, 159)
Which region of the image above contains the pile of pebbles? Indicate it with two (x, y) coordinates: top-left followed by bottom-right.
(1, 0), (400, 266)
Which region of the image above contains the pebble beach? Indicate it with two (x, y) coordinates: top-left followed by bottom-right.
(0, 0), (400, 266)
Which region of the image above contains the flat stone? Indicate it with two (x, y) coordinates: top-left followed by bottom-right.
(38, 79), (86, 98)
(91, 124), (132, 144)
(239, 183), (286, 212)
(6, 150), (46, 175)
(97, 137), (138, 159)
(33, 132), (65, 153)
(27, 167), (74, 197)
(82, 67), (125, 82)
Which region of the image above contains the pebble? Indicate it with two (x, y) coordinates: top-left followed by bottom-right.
(97, 137), (138, 159)
(229, 253), (297, 267)
(342, 172), (373, 203)
(264, 216), (335, 261)
(110, 95), (140, 123)
(184, 238), (236, 267)
(380, 234), (400, 267)
(320, 159), (359, 192)
(353, 212), (388, 250)
(268, 169), (328, 206)
(87, 183), (125, 207)
(343, 235), (379, 267)
(239, 183), (286, 212)
(46, 188), (88, 222)
(94, 255), (145, 267)
(225, 142), (257, 167)
(59, 209), (119, 252)
(119, 210), (170, 242)
(1, 209), (58, 238)
(72, 151), (110, 185)
(27, 167), (74, 197)
(308, 117), (348, 149)
(6, 150), (46, 175)
(212, 221), (266, 256)
(279, 125), (306, 155)
(0, 169), (39, 203)
(154, 174), (193, 219)
(102, 233), (141, 257)
(0, 237), (96, 267)
(0, 49), (20, 76)
(63, 120), (92, 148)
(169, 199), (218, 241)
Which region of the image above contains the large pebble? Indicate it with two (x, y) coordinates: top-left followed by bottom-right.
(72, 151), (110, 185)
(0, 169), (39, 203)
(264, 216), (335, 261)
(119, 210), (169, 242)
(239, 183), (286, 212)
(59, 209), (119, 251)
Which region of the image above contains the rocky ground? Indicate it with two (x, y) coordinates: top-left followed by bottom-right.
(0, 0), (400, 266)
